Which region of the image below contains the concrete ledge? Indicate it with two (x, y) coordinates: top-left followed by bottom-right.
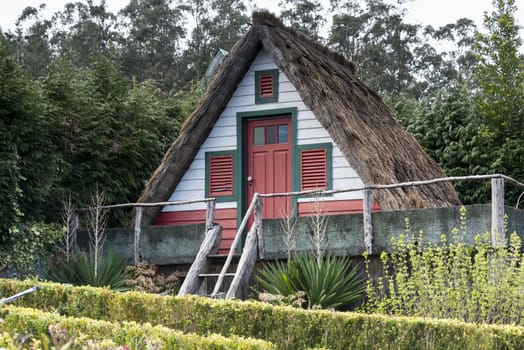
(79, 205), (524, 265)
(262, 204), (494, 260)
(78, 224), (206, 265)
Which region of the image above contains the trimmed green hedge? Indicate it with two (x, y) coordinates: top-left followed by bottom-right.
(2, 279), (524, 349)
(0, 305), (274, 349)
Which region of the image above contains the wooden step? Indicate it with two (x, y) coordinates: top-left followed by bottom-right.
(198, 272), (236, 278)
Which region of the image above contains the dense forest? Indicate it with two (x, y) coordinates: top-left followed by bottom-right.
(1, 0), (523, 241)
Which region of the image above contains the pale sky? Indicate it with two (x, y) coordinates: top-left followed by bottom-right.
(1, 0), (523, 36)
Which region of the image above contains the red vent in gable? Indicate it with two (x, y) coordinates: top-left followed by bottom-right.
(301, 149), (327, 191)
(209, 155), (234, 196)
(259, 74), (274, 97)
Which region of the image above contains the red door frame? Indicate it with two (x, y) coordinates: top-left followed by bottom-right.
(236, 108), (298, 252)
(246, 117), (293, 223)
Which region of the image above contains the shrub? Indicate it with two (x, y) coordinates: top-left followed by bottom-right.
(257, 253), (364, 310)
(0, 222), (62, 278)
(2, 279), (524, 349)
(0, 305), (274, 349)
(364, 208), (524, 325)
(44, 249), (131, 291)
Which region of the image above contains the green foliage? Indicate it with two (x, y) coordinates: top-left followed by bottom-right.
(2, 279), (524, 350)
(0, 306), (274, 349)
(120, 0), (186, 89)
(364, 207), (524, 325)
(44, 250), (130, 291)
(476, 0), (524, 142)
(279, 0), (326, 39)
(43, 57), (182, 224)
(258, 253), (364, 310)
(0, 222), (62, 278)
(403, 83), (492, 203)
(474, 0), (524, 202)
(177, 0), (249, 88)
(0, 41), (63, 233)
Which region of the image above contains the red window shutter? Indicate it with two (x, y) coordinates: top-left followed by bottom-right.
(301, 149), (327, 191)
(259, 74), (273, 97)
(209, 155), (234, 196)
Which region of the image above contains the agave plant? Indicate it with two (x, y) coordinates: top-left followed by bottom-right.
(257, 253), (364, 310)
(45, 249), (130, 291)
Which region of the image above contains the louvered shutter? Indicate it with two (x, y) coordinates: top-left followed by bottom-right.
(209, 155), (234, 196)
(259, 74), (274, 97)
(300, 149), (327, 190)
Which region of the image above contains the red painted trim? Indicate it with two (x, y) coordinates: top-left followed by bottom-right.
(297, 199), (380, 217)
(155, 209), (237, 254)
(155, 200), (380, 253)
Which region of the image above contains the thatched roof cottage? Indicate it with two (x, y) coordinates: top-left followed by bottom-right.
(138, 11), (460, 253)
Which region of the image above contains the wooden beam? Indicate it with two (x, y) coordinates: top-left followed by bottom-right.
(227, 222), (258, 299)
(134, 206), (143, 265)
(212, 193), (259, 297)
(206, 199), (216, 231)
(259, 174), (524, 199)
(363, 188), (373, 254)
(491, 178), (505, 248)
(178, 225), (222, 296)
(255, 197), (265, 259)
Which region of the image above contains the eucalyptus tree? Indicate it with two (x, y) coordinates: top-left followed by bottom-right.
(328, 0), (419, 98)
(6, 5), (54, 79)
(50, 0), (120, 67)
(415, 18), (478, 96)
(177, 0), (249, 88)
(209, 0), (250, 54)
(120, 0), (187, 88)
(279, 0), (326, 40)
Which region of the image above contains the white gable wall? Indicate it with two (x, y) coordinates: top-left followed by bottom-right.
(163, 49), (364, 212)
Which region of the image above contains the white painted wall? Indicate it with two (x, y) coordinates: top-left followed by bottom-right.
(163, 49), (363, 212)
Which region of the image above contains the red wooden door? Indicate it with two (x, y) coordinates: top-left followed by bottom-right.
(246, 117), (292, 221)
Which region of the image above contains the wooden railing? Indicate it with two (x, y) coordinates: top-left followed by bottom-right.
(72, 174), (524, 264)
(72, 198), (216, 265)
(258, 174), (524, 253)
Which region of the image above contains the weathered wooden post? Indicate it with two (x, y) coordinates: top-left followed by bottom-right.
(255, 196), (264, 259)
(206, 199), (216, 231)
(227, 196), (262, 299)
(363, 188), (373, 254)
(213, 193), (259, 297)
(491, 177), (505, 248)
(134, 206), (143, 265)
(178, 224), (222, 296)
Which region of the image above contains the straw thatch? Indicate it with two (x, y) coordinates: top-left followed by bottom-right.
(137, 11), (460, 226)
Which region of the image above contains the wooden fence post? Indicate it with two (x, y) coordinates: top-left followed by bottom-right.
(363, 188), (373, 254)
(206, 200), (216, 231)
(255, 197), (265, 259)
(178, 225), (222, 296)
(491, 178), (505, 248)
(134, 206), (143, 265)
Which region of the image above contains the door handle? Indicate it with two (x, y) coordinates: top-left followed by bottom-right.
(247, 176), (253, 184)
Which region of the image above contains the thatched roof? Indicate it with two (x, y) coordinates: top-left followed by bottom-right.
(137, 11), (460, 225)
